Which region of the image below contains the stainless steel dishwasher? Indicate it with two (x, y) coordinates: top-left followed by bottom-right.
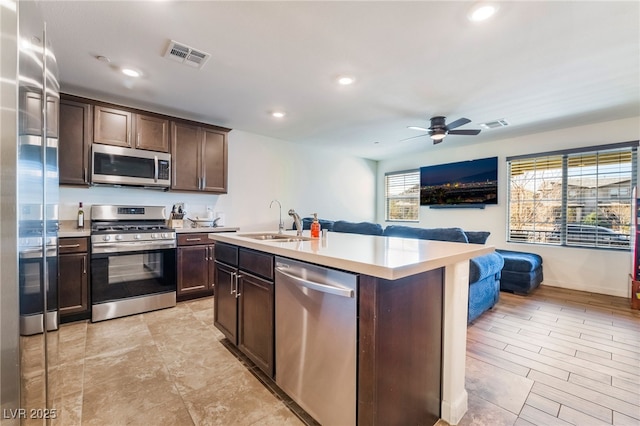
(275, 257), (357, 426)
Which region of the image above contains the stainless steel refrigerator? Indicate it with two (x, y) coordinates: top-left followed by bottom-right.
(1, 0), (59, 420)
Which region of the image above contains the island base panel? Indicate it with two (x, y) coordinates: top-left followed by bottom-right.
(358, 268), (443, 425)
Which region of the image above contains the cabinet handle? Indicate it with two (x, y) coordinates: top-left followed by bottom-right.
(82, 256), (86, 274)
(137, 132), (141, 146)
(230, 272), (236, 294)
(59, 244), (81, 248)
(235, 273), (242, 298)
(185, 238), (201, 242)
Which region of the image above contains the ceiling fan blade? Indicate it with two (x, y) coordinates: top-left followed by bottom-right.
(400, 134), (429, 142)
(446, 117), (471, 130)
(407, 126), (429, 132)
(448, 129), (481, 136)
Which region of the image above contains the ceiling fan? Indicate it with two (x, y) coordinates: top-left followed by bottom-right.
(405, 116), (481, 144)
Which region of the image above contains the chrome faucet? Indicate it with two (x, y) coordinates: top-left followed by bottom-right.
(270, 200), (284, 234)
(288, 209), (302, 236)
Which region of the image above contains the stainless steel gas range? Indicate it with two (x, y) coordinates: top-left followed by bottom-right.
(90, 205), (177, 322)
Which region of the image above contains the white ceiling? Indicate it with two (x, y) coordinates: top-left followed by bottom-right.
(39, 1), (640, 161)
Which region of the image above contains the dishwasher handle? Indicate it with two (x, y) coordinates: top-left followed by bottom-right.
(275, 266), (354, 298)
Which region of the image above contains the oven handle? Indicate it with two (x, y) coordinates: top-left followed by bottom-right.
(92, 241), (176, 254)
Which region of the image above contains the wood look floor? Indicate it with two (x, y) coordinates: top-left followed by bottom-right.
(454, 285), (640, 426)
(20, 285), (639, 425)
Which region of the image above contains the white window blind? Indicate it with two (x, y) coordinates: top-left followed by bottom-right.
(508, 143), (637, 249)
(385, 170), (419, 221)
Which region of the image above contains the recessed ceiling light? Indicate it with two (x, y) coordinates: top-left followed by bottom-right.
(121, 68), (141, 78)
(468, 3), (499, 22)
(337, 76), (355, 86)
(271, 111), (286, 118)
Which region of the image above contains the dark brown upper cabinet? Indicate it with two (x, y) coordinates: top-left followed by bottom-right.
(94, 105), (169, 152)
(171, 121), (228, 193)
(59, 96), (91, 185)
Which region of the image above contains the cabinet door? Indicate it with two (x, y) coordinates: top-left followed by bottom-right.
(171, 121), (201, 191)
(135, 114), (169, 152)
(59, 98), (91, 185)
(214, 262), (238, 344)
(238, 272), (274, 377)
(201, 128), (227, 193)
(58, 253), (89, 316)
(177, 245), (209, 296)
(94, 105), (132, 147)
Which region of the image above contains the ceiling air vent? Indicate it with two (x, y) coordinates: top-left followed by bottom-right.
(164, 40), (211, 69)
(479, 119), (510, 130)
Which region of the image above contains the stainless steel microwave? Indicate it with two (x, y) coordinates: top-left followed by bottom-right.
(91, 144), (171, 188)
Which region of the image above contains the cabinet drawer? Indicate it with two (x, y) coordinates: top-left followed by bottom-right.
(177, 233), (210, 246)
(58, 237), (88, 254)
(215, 243), (238, 267)
(239, 248), (273, 280)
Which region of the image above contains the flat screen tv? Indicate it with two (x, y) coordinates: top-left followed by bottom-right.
(420, 157), (498, 206)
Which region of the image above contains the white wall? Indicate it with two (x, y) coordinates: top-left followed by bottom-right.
(377, 117), (640, 298)
(60, 130), (377, 231)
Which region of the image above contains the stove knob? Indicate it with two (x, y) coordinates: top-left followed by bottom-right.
(161, 232), (169, 239)
(151, 233), (158, 239)
(134, 234), (141, 240)
(103, 235), (111, 242)
(115, 235), (123, 241)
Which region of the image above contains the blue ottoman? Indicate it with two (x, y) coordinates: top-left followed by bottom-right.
(496, 249), (543, 294)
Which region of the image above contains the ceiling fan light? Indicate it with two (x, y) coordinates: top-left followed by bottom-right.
(430, 131), (447, 141)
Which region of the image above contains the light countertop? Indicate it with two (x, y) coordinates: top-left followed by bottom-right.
(57, 221), (238, 237)
(175, 226), (239, 234)
(208, 230), (493, 280)
(58, 221), (90, 238)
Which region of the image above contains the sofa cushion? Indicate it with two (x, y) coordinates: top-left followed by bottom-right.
(469, 252), (504, 283)
(383, 225), (469, 243)
(465, 231), (491, 245)
(496, 249), (542, 272)
(468, 275), (500, 323)
(332, 220), (383, 236)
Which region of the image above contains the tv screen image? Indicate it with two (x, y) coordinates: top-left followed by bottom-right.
(420, 157), (498, 206)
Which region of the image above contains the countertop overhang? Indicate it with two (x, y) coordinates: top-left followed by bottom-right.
(209, 230), (493, 280)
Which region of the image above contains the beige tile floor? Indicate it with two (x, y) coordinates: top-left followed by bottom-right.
(19, 286), (640, 425)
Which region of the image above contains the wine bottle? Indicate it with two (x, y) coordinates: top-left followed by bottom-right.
(77, 202), (84, 229)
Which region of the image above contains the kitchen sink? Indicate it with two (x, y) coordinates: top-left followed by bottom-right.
(239, 233), (313, 242)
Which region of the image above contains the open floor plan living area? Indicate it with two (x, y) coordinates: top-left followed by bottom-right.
(1, 1), (639, 425)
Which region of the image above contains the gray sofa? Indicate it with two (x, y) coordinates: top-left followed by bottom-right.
(295, 219), (504, 323)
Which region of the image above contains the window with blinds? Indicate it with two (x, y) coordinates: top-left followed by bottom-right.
(507, 143), (637, 249)
(385, 170), (420, 221)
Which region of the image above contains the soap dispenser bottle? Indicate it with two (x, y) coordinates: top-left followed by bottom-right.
(310, 213), (321, 239)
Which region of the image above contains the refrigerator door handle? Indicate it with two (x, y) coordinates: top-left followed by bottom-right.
(275, 266), (354, 298)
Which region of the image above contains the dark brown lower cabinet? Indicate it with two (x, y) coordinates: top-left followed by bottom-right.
(214, 243), (274, 377)
(177, 233), (215, 301)
(238, 272), (274, 376)
(58, 237), (90, 321)
(214, 261), (238, 343)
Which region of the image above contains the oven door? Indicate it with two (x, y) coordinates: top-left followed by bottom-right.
(91, 247), (176, 321)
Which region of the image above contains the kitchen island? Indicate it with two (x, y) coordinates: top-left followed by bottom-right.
(209, 230), (493, 426)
